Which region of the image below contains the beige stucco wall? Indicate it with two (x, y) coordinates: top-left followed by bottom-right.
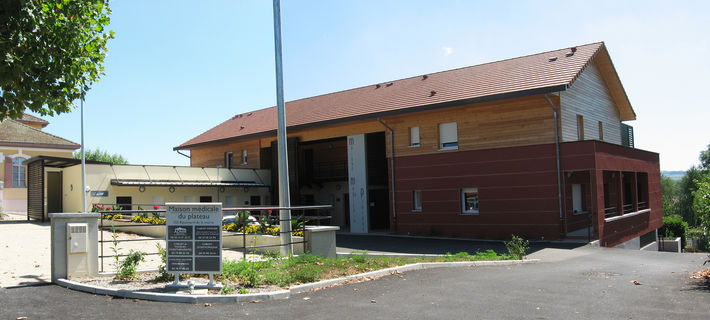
(0, 147), (74, 213)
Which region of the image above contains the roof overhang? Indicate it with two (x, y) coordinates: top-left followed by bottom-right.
(110, 180), (268, 188)
(586, 44), (636, 121)
(25, 156), (109, 168)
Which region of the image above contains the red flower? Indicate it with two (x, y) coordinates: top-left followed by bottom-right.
(92, 203), (98, 206)
(268, 210), (272, 214)
(154, 205), (160, 210)
(100, 206), (105, 210)
(238, 218), (244, 222)
(106, 206), (112, 210)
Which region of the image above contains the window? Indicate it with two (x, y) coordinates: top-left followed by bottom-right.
(116, 196), (132, 211)
(241, 149), (248, 165)
(409, 127), (420, 147)
(412, 190), (422, 211)
(12, 157), (26, 188)
(200, 196), (213, 203)
(152, 196), (164, 206)
(576, 115), (584, 141)
(598, 121), (604, 141)
(184, 196), (195, 202)
(439, 122), (458, 150)
(572, 184), (584, 213)
(225, 152), (233, 168)
(461, 188), (479, 214)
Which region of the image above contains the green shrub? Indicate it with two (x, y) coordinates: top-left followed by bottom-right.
(220, 283), (234, 295)
(117, 250), (146, 280)
(154, 243), (172, 282)
(659, 215), (689, 248)
(505, 235), (529, 260)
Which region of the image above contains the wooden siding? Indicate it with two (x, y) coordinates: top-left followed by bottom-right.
(190, 139), (262, 168)
(560, 62), (622, 144)
(383, 95), (557, 158)
(198, 94), (559, 162)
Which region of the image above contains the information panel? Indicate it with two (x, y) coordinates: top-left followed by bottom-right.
(166, 203), (222, 274)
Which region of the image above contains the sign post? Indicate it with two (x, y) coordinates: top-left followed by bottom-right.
(165, 202), (222, 288)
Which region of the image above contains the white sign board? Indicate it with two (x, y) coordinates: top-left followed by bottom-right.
(165, 203), (222, 274)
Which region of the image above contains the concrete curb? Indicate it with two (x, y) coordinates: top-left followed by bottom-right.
(56, 259), (539, 303)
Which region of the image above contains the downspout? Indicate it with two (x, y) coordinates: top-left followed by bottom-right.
(377, 118), (397, 231)
(544, 94), (565, 236)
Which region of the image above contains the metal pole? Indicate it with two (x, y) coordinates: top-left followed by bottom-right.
(81, 94), (87, 213)
(273, 0), (292, 256)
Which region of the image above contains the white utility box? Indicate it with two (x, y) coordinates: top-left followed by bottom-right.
(66, 223), (89, 277)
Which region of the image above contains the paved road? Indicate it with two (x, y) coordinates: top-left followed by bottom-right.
(2, 246), (708, 319)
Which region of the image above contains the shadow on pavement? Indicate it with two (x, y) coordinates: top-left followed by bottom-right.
(336, 233), (585, 255)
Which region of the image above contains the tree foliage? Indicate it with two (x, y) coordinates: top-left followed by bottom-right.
(73, 148), (127, 164)
(0, 0), (113, 120)
(693, 174), (710, 237)
(661, 174), (678, 217)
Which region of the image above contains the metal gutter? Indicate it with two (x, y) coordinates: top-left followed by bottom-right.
(544, 93), (565, 230)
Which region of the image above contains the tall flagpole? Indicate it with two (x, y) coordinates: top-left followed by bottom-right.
(273, 0), (292, 256)
(81, 93), (87, 213)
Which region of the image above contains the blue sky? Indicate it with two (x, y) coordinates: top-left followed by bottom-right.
(33, 0), (710, 171)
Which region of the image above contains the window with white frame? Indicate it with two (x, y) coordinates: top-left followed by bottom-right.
(572, 184), (584, 213)
(241, 149), (248, 165)
(12, 157), (26, 188)
(412, 190), (422, 211)
(461, 188), (479, 214)
(439, 122), (458, 150)
(409, 127), (420, 147)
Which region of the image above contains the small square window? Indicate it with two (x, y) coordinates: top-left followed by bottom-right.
(439, 122), (458, 150)
(412, 190), (422, 211)
(461, 188), (479, 214)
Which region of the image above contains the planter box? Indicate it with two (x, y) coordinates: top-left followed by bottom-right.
(658, 237), (681, 253)
(100, 220), (304, 254)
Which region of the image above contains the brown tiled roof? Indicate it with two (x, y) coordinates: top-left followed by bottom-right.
(19, 113), (49, 127)
(0, 119), (80, 149)
(176, 42), (634, 150)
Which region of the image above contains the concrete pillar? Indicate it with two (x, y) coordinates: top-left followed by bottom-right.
(305, 226), (340, 258)
(347, 134), (368, 233)
(50, 212), (100, 282)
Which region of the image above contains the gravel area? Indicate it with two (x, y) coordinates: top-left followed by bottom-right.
(72, 271), (283, 294)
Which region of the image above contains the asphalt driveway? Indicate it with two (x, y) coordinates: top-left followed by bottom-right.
(2, 245), (708, 319)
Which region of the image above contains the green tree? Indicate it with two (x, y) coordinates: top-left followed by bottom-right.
(0, 0), (113, 120)
(661, 174), (678, 217)
(692, 173), (710, 237)
(677, 166), (703, 226)
(700, 142), (710, 172)
(74, 148), (127, 164)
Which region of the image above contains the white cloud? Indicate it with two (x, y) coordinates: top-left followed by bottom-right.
(442, 46), (453, 56)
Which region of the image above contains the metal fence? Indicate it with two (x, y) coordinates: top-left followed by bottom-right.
(96, 204), (332, 273)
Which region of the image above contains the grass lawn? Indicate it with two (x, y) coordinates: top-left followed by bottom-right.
(212, 250), (511, 294)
